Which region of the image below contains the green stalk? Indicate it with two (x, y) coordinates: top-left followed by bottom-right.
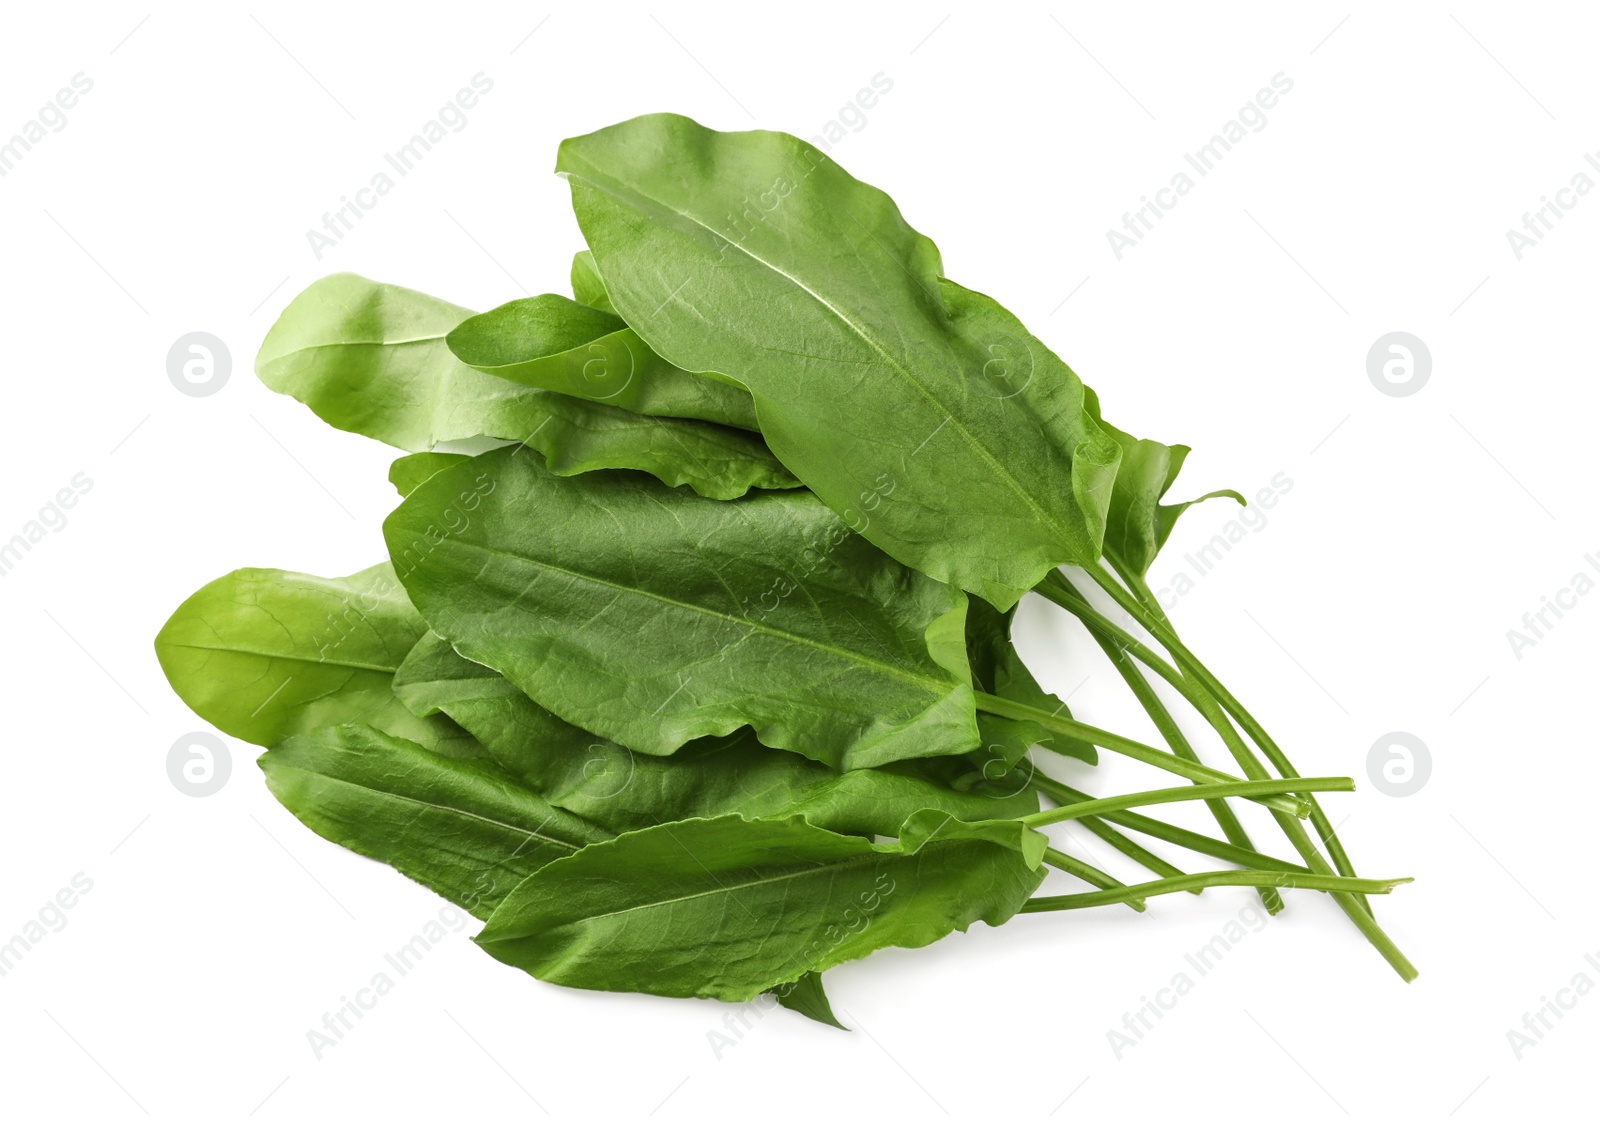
(1048, 575), (1280, 913)
(1031, 770), (1308, 874)
(1042, 848), (1146, 911)
(1054, 810), (1193, 886)
(1102, 556), (1369, 912)
(1034, 575), (1185, 685)
(1077, 560), (1416, 981)
(1037, 569), (1371, 915)
(976, 690), (1304, 818)
(1022, 777), (1349, 830)
(1022, 870), (1411, 913)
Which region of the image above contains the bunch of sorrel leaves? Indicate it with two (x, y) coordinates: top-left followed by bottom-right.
(156, 113), (1415, 1027)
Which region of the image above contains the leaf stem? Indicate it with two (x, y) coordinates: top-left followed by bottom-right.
(1101, 556), (1370, 912)
(1030, 769), (1308, 874)
(1046, 574), (1280, 912)
(1022, 777), (1349, 830)
(974, 690), (1304, 818)
(1078, 559), (1416, 981)
(1042, 847), (1146, 911)
(1021, 870), (1411, 913)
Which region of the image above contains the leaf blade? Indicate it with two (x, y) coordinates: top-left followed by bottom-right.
(384, 447), (981, 769)
(154, 563), (466, 752)
(255, 273), (796, 499)
(447, 293), (761, 431)
(394, 631), (1039, 835)
(261, 724), (610, 918)
(556, 114), (1122, 608)
(474, 812), (1046, 1000)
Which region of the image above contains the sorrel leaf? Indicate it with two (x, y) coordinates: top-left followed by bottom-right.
(389, 452), (470, 497)
(474, 811), (1046, 1000)
(774, 971), (847, 1029)
(966, 596), (1097, 767)
(447, 292), (760, 431)
(154, 563), (467, 752)
(393, 631), (1039, 835)
(1085, 389), (1244, 578)
(385, 446), (981, 769)
(256, 273), (795, 499)
(556, 113), (1122, 609)
(570, 250), (614, 312)
(260, 724), (609, 917)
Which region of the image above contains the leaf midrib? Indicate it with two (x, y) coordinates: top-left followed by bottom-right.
(159, 639), (401, 675)
(505, 846), (904, 933)
(442, 535), (952, 697)
(565, 165), (1081, 557)
(273, 763), (590, 852)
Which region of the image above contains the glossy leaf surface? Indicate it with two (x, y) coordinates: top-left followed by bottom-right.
(393, 631), (1038, 835)
(447, 293), (760, 431)
(256, 273), (794, 499)
(557, 113), (1122, 609)
(260, 724), (609, 917)
(1085, 388), (1243, 577)
(386, 446), (981, 769)
(155, 563), (466, 752)
(475, 811), (1046, 1000)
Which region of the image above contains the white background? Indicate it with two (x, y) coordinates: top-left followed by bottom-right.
(1, 2), (1592, 1127)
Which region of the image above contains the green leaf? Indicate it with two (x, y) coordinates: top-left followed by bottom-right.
(774, 971), (847, 1029)
(1084, 388), (1244, 578)
(255, 273), (797, 500)
(154, 563), (467, 752)
(393, 631), (1039, 836)
(569, 249), (614, 312)
(260, 724), (610, 918)
(474, 811), (1046, 1000)
(966, 597), (1096, 767)
(556, 113), (1122, 610)
(389, 451), (470, 497)
(447, 293), (761, 431)
(385, 446), (981, 770)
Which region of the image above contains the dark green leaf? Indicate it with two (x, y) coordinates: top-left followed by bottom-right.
(474, 811), (1046, 1000)
(447, 293), (761, 431)
(774, 971), (847, 1029)
(385, 446), (981, 770)
(260, 724), (609, 918)
(966, 597), (1096, 767)
(393, 631), (1039, 835)
(1084, 388), (1244, 578)
(556, 113), (1122, 610)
